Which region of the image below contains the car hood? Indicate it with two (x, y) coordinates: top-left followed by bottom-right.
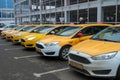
(23, 33), (46, 39)
(71, 39), (120, 56)
(18, 31), (29, 35)
(39, 35), (70, 44)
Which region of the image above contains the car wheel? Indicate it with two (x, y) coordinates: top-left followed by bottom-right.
(115, 66), (120, 80)
(59, 46), (71, 61)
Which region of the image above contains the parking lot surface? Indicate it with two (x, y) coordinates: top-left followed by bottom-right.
(0, 37), (110, 80)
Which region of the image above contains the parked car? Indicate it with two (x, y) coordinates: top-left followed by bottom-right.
(21, 24), (63, 48)
(35, 24), (111, 60)
(11, 25), (38, 43)
(0, 23), (5, 33)
(1, 25), (18, 38)
(68, 25), (120, 80)
(5, 26), (24, 40)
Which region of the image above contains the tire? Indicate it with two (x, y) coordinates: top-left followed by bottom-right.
(115, 66), (120, 80)
(59, 46), (71, 61)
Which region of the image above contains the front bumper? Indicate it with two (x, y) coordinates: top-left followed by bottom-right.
(5, 34), (12, 40)
(68, 51), (119, 78)
(21, 40), (35, 48)
(35, 42), (62, 56)
(12, 36), (21, 43)
(1, 33), (6, 38)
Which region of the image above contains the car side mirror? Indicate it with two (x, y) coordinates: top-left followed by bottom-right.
(50, 31), (55, 34)
(78, 33), (84, 37)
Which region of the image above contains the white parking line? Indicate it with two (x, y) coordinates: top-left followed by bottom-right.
(4, 47), (24, 51)
(14, 55), (41, 59)
(33, 67), (69, 77)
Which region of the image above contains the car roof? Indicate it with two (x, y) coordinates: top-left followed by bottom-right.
(75, 24), (112, 27)
(50, 24), (112, 28)
(112, 24), (120, 27)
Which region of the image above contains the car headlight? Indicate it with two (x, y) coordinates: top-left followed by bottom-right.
(91, 52), (117, 60)
(45, 42), (59, 46)
(14, 33), (21, 37)
(27, 37), (36, 40)
(8, 32), (13, 34)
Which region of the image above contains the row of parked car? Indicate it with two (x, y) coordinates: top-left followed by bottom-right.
(1, 23), (120, 80)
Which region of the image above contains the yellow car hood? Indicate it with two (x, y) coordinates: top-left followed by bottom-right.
(23, 33), (46, 39)
(18, 31), (29, 36)
(72, 39), (120, 56)
(40, 35), (70, 44)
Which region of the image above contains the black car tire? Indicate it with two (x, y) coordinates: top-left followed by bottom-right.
(59, 46), (71, 61)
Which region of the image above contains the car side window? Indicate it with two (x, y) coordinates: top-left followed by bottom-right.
(80, 27), (93, 36)
(72, 27), (93, 38)
(92, 26), (108, 34)
(47, 26), (66, 35)
(73, 26), (108, 38)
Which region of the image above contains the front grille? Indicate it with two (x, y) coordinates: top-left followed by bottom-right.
(45, 52), (55, 55)
(27, 44), (33, 46)
(3, 34), (6, 37)
(15, 40), (19, 42)
(69, 65), (90, 75)
(7, 37), (10, 39)
(21, 39), (25, 42)
(36, 43), (44, 49)
(69, 54), (91, 64)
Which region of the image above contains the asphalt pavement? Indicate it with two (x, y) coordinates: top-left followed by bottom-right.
(0, 37), (110, 80)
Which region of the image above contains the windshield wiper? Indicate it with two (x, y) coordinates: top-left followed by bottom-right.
(91, 38), (100, 40)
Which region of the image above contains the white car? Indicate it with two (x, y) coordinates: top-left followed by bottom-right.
(68, 25), (120, 80)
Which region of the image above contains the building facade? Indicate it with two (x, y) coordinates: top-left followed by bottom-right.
(14, 0), (120, 24)
(0, 0), (14, 24)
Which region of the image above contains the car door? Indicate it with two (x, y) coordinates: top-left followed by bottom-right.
(78, 26), (108, 41)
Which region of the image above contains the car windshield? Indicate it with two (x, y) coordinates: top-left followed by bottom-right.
(15, 26), (24, 30)
(55, 26), (81, 36)
(3, 26), (8, 29)
(32, 26), (53, 34)
(0, 25), (5, 28)
(92, 27), (120, 42)
(8, 25), (17, 28)
(21, 26), (35, 32)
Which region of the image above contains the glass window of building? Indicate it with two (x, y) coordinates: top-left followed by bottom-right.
(70, 0), (77, 5)
(78, 0), (87, 3)
(79, 9), (87, 23)
(117, 5), (120, 23)
(56, 12), (64, 24)
(56, 0), (64, 7)
(70, 10), (77, 23)
(103, 6), (116, 23)
(31, 0), (40, 11)
(50, 0), (56, 9)
(89, 8), (97, 22)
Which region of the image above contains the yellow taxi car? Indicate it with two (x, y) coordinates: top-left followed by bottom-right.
(21, 24), (63, 48)
(11, 25), (38, 43)
(8, 25), (38, 41)
(1, 25), (18, 38)
(68, 25), (120, 80)
(35, 24), (111, 60)
(5, 26), (24, 40)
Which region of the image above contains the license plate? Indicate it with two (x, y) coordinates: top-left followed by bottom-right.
(70, 61), (83, 69)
